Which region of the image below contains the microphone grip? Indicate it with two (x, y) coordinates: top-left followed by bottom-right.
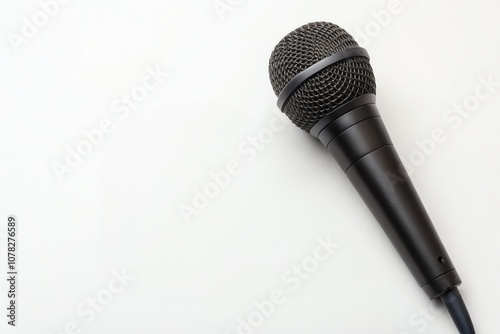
(319, 102), (461, 299)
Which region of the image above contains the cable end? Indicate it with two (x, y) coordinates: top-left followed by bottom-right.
(441, 287), (475, 334)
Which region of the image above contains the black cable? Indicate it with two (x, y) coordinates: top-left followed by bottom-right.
(440, 287), (475, 334)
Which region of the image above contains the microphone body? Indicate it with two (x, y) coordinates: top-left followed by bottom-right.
(312, 95), (461, 299)
(268, 22), (475, 333)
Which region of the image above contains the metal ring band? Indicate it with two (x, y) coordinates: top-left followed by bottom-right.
(276, 47), (370, 110)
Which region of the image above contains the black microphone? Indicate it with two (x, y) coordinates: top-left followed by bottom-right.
(268, 22), (475, 334)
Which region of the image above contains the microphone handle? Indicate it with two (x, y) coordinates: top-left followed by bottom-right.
(313, 95), (475, 333)
(314, 95), (461, 298)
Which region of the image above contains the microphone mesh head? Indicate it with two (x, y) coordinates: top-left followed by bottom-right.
(269, 22), (376, 132)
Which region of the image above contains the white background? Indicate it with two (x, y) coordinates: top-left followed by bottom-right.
(1, 0), (499, 333)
